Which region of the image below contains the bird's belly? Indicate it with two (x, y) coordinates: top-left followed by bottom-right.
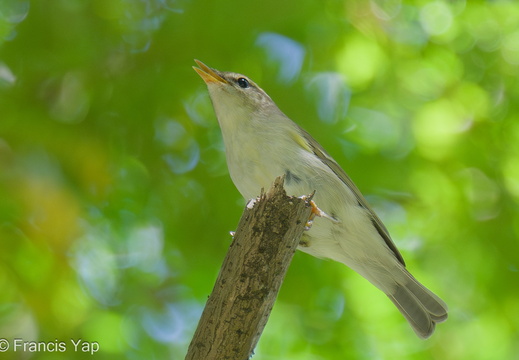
(287, 177), (396, 273)
(228, 154), (398, 288)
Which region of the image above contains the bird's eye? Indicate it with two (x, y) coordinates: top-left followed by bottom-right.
(237, 77), (250, 89)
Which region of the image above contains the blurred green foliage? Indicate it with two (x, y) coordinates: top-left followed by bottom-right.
(1, 0), (518, 359)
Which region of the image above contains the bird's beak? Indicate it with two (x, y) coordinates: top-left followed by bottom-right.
(193, 60), (228, 85)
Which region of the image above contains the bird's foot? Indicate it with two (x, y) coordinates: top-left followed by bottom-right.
(299, 196), (339, 230)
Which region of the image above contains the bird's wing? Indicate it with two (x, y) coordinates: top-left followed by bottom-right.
(299, 127), (406, 266)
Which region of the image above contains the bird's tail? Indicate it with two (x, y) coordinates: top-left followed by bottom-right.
(387, 269), (448, 339)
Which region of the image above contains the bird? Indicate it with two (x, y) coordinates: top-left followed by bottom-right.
(193, 59), (448, 339)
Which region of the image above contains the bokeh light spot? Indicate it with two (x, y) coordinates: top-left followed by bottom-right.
(346, 107), (400, 153)
(256, 32), (306, 83)
(336, 35), (386, 90)
(306, 72), (350, 124)
(370, 0), (402, 21)
(0, 62), (16, 87)
(501, 30), (519, 65)
(413, 99), (468, 160)
(458, 168), (501, 221)
(420, 1), (453, 36)
(503, 153), (519, 201)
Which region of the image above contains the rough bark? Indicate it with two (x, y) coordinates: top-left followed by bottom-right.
(185, 176), (313, 360)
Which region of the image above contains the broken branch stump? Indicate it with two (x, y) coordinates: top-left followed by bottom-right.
(185, 176), (313, 360)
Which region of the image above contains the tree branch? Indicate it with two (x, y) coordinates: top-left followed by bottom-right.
(185, 176), (313, 360)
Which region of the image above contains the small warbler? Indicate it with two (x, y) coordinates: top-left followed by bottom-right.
(193, 60), (447, 339)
